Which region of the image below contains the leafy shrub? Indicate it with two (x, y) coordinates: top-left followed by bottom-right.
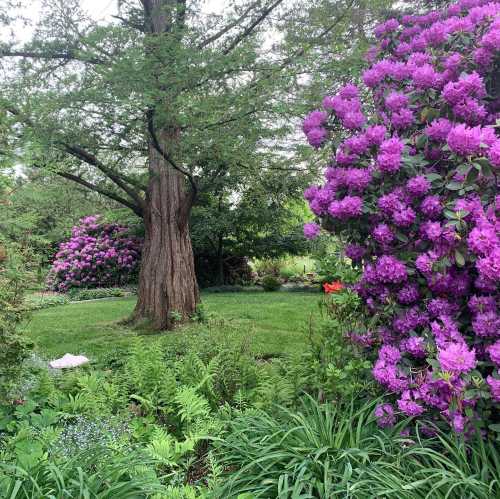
(253, 257), (284, 277)
(261, 275), (281, 292)
(68, 287), (128, 301)
(214, 395), (500, 498)
(302, 1), (500, 433)
(47, 215), (142, 292)
(23, 293), (69, 310)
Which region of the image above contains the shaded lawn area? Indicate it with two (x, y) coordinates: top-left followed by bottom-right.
(25, 291), (322, 361)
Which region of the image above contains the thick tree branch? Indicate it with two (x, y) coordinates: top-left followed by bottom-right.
(62, 144), (146, 210)
(56, 171), (144, 217)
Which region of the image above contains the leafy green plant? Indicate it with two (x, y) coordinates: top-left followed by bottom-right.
(213, 395), (381, 498)
(23, 293), (70, 310)
(0, 448), (165, 498)
(261, 275), (281, 292)
(68, 287), (128, 301)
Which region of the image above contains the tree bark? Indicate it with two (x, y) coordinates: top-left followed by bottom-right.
(132, 138), (199, 330)
(130, 0), (199, 330)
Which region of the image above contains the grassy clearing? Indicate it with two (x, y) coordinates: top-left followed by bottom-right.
(25, 291), (321, 361)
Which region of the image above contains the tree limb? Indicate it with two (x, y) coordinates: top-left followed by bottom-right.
(222, 0), (285, 55)
(56, 171), (144, 217)
(62, 144), (146, 211)
(197, 0), (261, 49)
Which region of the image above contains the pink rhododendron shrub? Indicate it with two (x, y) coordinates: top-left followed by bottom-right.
(48, 216), (142, 292)
(303, 0), (500, 434)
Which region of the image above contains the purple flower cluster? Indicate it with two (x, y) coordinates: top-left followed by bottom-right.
(302, 0), (500, 434)
(48, 215), (142, 292)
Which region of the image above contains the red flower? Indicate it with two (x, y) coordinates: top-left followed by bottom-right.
(323, 281), (344, 294)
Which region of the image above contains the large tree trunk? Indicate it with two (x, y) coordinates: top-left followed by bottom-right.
(132, 140), (199, 330)
(130, 0), (199, 330)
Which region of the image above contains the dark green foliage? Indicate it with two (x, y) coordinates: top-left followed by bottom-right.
(194, 254), (253, 288)
(261, 275), (281, 292)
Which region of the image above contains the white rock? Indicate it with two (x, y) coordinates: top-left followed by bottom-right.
(49, 353), (90, 369)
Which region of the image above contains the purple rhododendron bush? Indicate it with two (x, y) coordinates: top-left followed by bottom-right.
(303, 0), (500, 434)
(48, 215), (142, 292)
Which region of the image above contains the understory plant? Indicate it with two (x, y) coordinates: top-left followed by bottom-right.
(303, 0), (500, 434)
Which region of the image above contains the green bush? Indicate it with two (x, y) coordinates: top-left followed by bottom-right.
(68, 287), (128, 301)
(23, 293), (69, 310)
(261, 275), (281, 292)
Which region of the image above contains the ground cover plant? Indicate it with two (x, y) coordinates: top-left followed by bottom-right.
(303, 0), (500, 436)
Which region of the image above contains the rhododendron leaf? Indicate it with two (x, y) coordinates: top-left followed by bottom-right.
(445, 181), (462, 191)
(395, 231), (408, 243)
(464, 169), (478, 185)
(454, 250), (465, 267)
(416, 135), (427, 149)
(425, 173), (442, 182)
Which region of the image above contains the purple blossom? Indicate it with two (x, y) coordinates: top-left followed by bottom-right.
(373, 224), (394, 245)
(447, 124), (482, 156)
(328, 196), (363, 220)
(345, 244), (365, 261)
(375, 404), (396, 428)
(407, 176), (431, 197)
(376, 255), (408, 284)
(487, 341), (500, 366)
(303, 110), (328, 133)
(420, 195), (442, 219)
(425, 118), (453, 141)
(393, 207), (416, 227)
(303, 222), (321, 240)
(412, 63), (439, 89)
(487, 375), (500, 402)
(397, 284), (420, 305)
(397, 392), (425, 416)
(385, 92), (409, 112)
(438, 343), (476, 374)
(488, 140), (500, 168)
(472, 311), (500, 338)
(365, 125), (387, 145)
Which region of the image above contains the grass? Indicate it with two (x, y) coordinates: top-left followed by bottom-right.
(25, 291), (321, 361)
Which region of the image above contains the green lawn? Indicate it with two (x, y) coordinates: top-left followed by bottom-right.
(25, 291), (321, 361)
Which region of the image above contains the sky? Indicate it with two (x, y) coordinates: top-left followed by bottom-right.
(1, 0), (227, 45)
